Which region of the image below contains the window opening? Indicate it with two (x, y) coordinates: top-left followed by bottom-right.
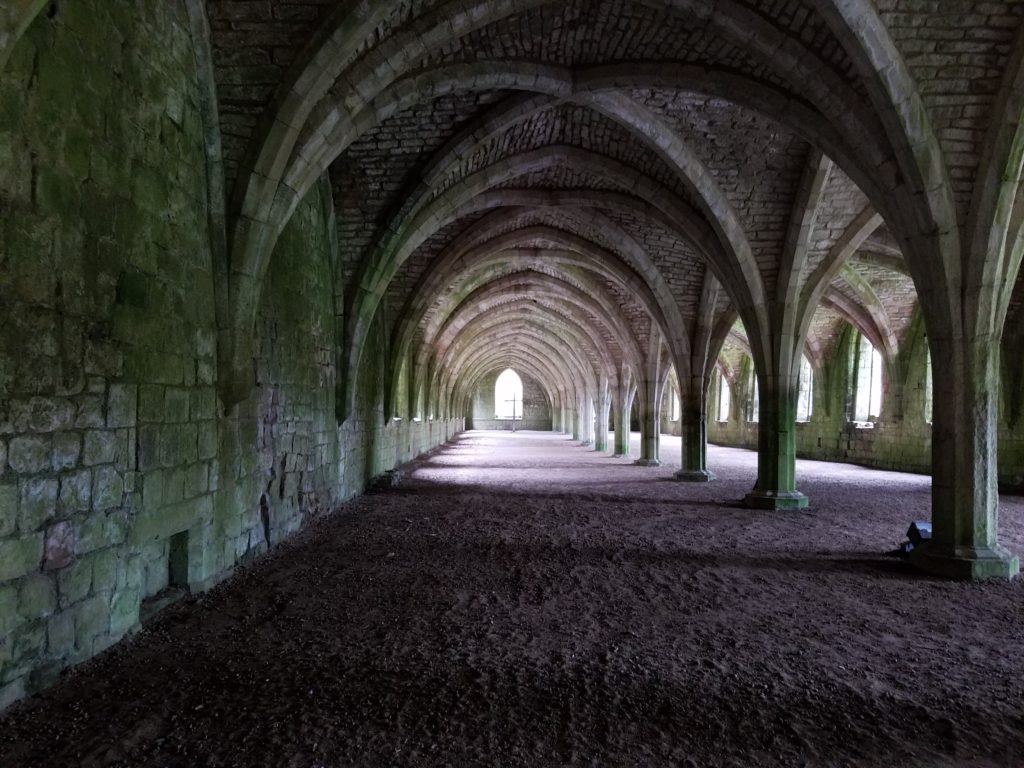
(716, 369), (731, 422)
(746, 365), (759, 423)
(796, 354), (814, 423)
(494, 369), (524, 420)
(923, 350), (933, 424)
(854, 334), (884, 423)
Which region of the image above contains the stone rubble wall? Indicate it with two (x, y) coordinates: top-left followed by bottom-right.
(0, 0), (460, 711)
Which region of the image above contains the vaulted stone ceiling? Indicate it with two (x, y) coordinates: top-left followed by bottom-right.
(196, 0), (1024, 534)
(200, 0), (959, 420)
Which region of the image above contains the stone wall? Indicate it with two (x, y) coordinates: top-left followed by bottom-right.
(0, 0), (461, 711)
(0, 0), (218, 708)
(467, 371), (553, 431)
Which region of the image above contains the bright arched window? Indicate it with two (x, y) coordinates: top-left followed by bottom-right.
(854, 334), (884, 422)
(494, 369), (524, 420)
(796, 354), (814, 423)
(716, 369), (731, 422)
(924, 350), (933, 425)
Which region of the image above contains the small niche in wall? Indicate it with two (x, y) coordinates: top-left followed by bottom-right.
(168, 530), (189, 589)
(140, 530), (190, 625)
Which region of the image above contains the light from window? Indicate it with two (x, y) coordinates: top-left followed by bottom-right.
(854, 335), (883, 422)
(669, 387), (681, 421)
(796, 354), (813, 422)
(747, 366), (759, 423)
(923, 350), (933, 424)
(717, 370), (731, 422)
(494, 368), (523, 420)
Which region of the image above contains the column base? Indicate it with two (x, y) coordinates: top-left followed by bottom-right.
(612, 453), (628, 458)
(674, 469), (716, 483)
(743, 490), (808, 510)
(909, 544), (1019, 580)
(634, 458), (661, 467)
(579, 440), (592, 447)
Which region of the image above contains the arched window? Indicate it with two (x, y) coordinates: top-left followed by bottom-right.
(716, 369), (731, 422)
(669, 387), (681, 421)
(746, 364), (759, 423)
(923, 349), (933, 425)
(854, 334), (884, 423)
(494, 368), (523, 420)
(796, 354), (814, 423)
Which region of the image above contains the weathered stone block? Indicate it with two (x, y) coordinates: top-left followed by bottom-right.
(105, 511), (130, 548)
(91, 550), (117, 593)
(0, 484), (17, 538)
(117, 554), (143, 592)
(0, 534), (43, 582)
(164, 387), (190, 422)
(74, 513), (107, 556)
(157, 424), (182, 468)
(47, 610), (76, 655)
(7, 436), (52, 474)
(82, 430), (117, 466)
(43, 522), (75, 572)
(59, 469), (92, 513)
(19, 478), (58, 533)
(197, 422), (217, 460)
(74, 395), (105, 429)
(109, 587), (139, 635)
(51, 432), (81, 471)
(58, 557), (93, 608)
(138, 385), (165, 423)
(92, 467), (124, 511)
(106, 384), (137, 429)
(74, 594), (110, 644)
(18, 573), (56, 619)
(133, 495), (211, 544)
(20, 397), (75, 433)
(179, 423), (198, 463)
(0, 584), (18, 635)
(83, 339), (123, 378)
(191, 388), (216, 420)
(184, 462), (208, 499)
(196, 358), (215, 385)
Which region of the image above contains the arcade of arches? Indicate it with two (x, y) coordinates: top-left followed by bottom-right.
(3, 0), (1024, 753)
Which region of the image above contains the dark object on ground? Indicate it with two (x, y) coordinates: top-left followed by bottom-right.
(907, 520), (933, 546)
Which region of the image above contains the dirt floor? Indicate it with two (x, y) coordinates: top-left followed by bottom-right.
(3, 430), (1024, 767)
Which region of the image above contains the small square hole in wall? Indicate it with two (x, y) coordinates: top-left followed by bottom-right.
(168, 530), (189, 589)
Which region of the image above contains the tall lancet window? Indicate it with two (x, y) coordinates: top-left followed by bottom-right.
(796, 354), (814, 423)
(494, 369), (524, 420)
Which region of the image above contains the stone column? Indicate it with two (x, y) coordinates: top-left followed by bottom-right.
(910, 336), (1018, 578)
(594, 388), (610, 452)
(612, 381), (634, 457)
(675, 382), (715, 482)
(744, 372), (807, 509)
(612, 402), (629, 457)
(570, 405), (581, 441)
(578, 395), (594, 446)
(634, 377), (661, 466)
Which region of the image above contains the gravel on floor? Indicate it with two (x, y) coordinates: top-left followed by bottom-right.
(2, 430), (1024, 767)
